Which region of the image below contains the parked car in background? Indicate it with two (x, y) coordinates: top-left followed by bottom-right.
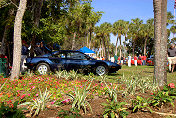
(25, 50), (121, 76)
(146, 55), (154, 66)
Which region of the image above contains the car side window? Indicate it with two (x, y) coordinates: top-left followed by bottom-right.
(53, 53), (66, 58)
(67, 52), (87, 60)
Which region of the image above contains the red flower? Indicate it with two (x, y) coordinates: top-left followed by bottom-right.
(151, 93), (154, 95)
(21, 94), (26, 99)
(62, 99), (70, 104)
(168, 83), (175, 88)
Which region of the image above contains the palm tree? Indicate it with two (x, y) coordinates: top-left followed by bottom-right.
(153, 0), (167, 86)
(113, 20), (125, 58)
(123, 21), (129, 42)
(139, 18), (154, 55)
(100, 22), (112, 60)
(170, 26), (176, 41)
(128, 18), (143, 56)
(94, 22), (112, 60)
(86, 11), (102, 49)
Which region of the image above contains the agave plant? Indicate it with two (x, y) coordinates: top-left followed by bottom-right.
(55, 71), (64, 79)
(68, 70), (78, 80)
(20, 88), (52, 116)
(24, 70), (34, 77)
(121, 73), (160, 97)
(104, 81), (119, 103)
(66, 79), (93, 114)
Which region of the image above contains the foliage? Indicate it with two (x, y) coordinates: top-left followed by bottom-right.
(150, 85), (176, 108)
(19, 88), (52, 116)
(55, 70), (82, 80)
(102, 100), (129, 118)
(0, 101), (25, 118)
(66, 79), (93, 114)
(0, 79), (7, 92)
(24, 70), (34, 77)
(58, 108), (81, 118)
(121, 74), (159, 96)
(104, 81), (119, 102)
(132, 96), (152, 113)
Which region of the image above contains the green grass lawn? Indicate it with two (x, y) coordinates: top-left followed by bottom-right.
(93, 65), (176, 84)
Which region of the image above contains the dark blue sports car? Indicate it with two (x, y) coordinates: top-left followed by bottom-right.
(25, 50), (121, 75)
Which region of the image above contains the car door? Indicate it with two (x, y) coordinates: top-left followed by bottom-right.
(49, 52), (67, 71)
(65, 52), (90, 71)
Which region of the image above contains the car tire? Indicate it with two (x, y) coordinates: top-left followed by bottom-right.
(95, 64), (108, 76)
(36, 63), (50, 75)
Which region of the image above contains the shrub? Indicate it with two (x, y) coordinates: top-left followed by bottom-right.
(0, 101), (25, 118)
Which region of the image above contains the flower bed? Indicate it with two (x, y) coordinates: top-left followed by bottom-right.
(0, 73), (176, 118)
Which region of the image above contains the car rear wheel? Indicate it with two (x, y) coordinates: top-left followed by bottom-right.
(36, 63), (50, 75)
(95, 65), (108, 76)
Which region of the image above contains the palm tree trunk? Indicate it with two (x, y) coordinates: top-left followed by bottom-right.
(119, 35), (122, 58)
(103, 37), (108, 60)
(102, 39), (104, 57)
(132, 39), (135, 57)
(115, 37), (118, 56)
(143, 37), (147, 55)
(153, 0), (167, 86)
(10, 0), (27, 80)
(107, 39), (110, 60)
(99, 41), (102, 58)
(160, 0), (167, 84)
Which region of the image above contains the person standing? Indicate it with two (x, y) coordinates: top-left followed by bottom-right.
(34, 43), (43, 56)
(128, 54), (131, 67)
(138, 54), (142, 65)
(141, 55), (144, 65)
(118, 56), (120, 64)
(143, 55), (147, 65)
(134, 55), (138, 66)
(111, 56), (115, 63)
(121, 56), (124, 65)
(114, 55), (118, 63)
(21, 40), (29, 72)
(167, 43), (176, 73)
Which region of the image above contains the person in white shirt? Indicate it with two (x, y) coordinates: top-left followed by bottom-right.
(128, 54), (131, 67)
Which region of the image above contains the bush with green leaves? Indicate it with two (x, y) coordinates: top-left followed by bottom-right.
(163, 83), (176, 96)
(0, 101), (25, 118)
(132, 96), (152, 113)
(102, 100), (129, 118)
(20, 88), (52, 116)
(150, 89), (175, 108)
(66, 79), (93, 114)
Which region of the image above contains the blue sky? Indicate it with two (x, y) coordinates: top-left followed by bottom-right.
(91, 0), (175, 44)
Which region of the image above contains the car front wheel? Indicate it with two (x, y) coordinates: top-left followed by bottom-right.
(36, 63), (50, 75)
(95, 65), (108, 76)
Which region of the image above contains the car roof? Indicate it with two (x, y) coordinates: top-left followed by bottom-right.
(52, 50), (82, 54)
